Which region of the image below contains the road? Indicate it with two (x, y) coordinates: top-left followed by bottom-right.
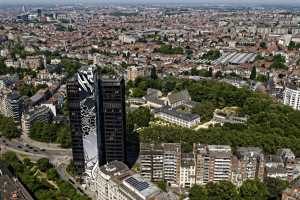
(0, 136), (72, 165)
(0, 136), (96, 198)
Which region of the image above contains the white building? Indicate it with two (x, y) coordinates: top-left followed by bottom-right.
(119, 34), (138, 44)
(179, 153), (196, 188)
(284, 85), (300, 110)
(89, 161), (168, 200)
(154, 107), (200, 128)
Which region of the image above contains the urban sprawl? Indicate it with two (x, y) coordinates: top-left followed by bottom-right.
(0, 3), (300, 200)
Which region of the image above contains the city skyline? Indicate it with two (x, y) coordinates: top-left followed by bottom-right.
(1, 0), (300, 6)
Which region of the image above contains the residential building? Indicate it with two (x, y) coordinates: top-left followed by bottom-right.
(95, 73), (127, 165)
(140, 143), (181, 185)
(283, 84), (300, 110)
(234, 147), (265, 185)
(277, 149), (297, 182)
(179, 153), (196, 188)
(21, 105), (53, 135)
(126, 66), (146, 81)
(265, 155), (288, 180)
(194, 144), (232, 184)
(5, 92), (23, 124)
(90, 161), (168, 200)
(282, 180), (300, 200)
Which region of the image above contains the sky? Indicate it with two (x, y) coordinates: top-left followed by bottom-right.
(0, 0), (299, 6)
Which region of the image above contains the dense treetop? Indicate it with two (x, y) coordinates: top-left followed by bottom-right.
(128, 76), (300, 155)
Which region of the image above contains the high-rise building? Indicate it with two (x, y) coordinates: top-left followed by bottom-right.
(67, 65), (99, 176)
(37, 9), (42, 17)
(95, 74), (127, 165)
(67, 78), (85, 175)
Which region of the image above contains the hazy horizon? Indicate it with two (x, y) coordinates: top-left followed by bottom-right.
(0, 0), (299, 6)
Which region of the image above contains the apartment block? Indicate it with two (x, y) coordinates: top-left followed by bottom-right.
(233, 147), (265, 186)
(21, 105), (53, 135)
(194, 144), (232, 184)
(140, 143), (181, 186)
(179, 153), (196, 188)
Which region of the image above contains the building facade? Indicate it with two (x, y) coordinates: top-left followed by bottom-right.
(233, 147), (265, 186)
(90, 161), (166, 200)
(21, 105), (53, 135)
(140, 143), (181, 185)
(67, 78), (85, 175)
(95, 74), (127, 165)
(194, 144), (232, 185)
(283, 85), (300, 110)
(5, 92), (23, 124)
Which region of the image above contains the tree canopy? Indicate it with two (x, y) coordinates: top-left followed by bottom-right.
(201, 50), (221, 60)
(29, 122), (71, 148)
(189, 178), (288, 200)
(0, 115), (20, 139)
(132, 77), (300, 155)
(154, 44), (184, 54)
(1, 152), (90, 200)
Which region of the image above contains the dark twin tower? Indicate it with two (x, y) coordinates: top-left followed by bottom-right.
(67, 71), (127, 175)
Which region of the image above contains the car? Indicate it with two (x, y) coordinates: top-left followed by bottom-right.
(68, 178), (75, 184)
(17, 145), (22, 149)
(40, 149), (46, 152)
(33, 149), (38, 152)
(2, 140), (6, 143)
(28, 146), (33, 149)
(25, 149), (29, 152)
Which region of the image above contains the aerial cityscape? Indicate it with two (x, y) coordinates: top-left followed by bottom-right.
(1, 1), (300, 200)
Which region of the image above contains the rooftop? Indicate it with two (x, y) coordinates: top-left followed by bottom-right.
(155, 106), (200, 122)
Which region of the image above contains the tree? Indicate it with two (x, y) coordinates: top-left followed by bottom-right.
(157, 180), (167, 192)
(270, 55), (287, 70)
(207, 181), (239, 200)
(256, 75), (268, 83)
(61, 58), (81, 78)
(37, 158), (52, 172)
(260, 41), (267, 49)
(189, 185), (208, 200)
(131, 87), (145, 97)
(66, 160), (77, 177)
(56, 125), (72, 148)
(192, 101), (215, 122)
(250, 66), (256, 80)
(0, 115), (20, 139)
(264, 178), (289, 200)
(201, 49), (221, 60)
(208, 68), (213, 77)
(150, 66), (158, 80)
(47, 168), (59, 181)
(239, 179), (269, 200)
